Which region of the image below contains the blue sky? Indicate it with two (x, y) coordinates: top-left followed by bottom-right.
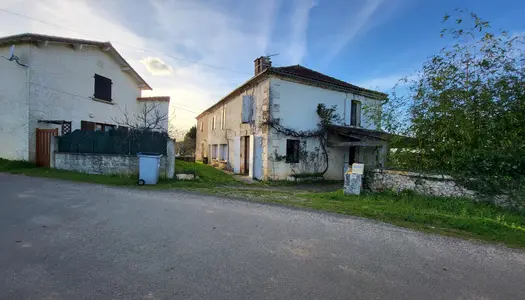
(1, 0), (524, 130)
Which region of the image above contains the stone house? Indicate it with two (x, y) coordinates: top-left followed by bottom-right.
(0, 33), (169, 165)
(195, 57), (389, 180)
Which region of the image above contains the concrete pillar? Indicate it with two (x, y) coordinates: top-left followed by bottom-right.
(344, 173), (362, 195)
(49, 135), (58, 168)
(166, 139), (175, 179)
(379, 142), (389, 168)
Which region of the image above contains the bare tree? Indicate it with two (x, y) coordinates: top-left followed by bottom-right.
(113, 102), (168, 131)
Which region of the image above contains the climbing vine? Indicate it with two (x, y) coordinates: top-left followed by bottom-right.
(262, 103), (341, 176)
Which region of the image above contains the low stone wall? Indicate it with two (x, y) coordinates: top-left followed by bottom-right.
(368, 169), (476, 198)
(55, 153), (167, 177)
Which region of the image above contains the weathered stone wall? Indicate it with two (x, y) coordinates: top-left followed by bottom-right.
(368, 169), (476, 198)
(55, 153), (167, 176)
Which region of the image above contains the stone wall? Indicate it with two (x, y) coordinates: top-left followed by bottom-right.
(368, 169), (476, 198)
(55, 153), (167, 177)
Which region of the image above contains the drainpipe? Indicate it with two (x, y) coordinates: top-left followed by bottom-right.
(26, 44), (31, 161)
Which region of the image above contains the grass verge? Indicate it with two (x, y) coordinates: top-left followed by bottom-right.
(1, 158), (524, 248)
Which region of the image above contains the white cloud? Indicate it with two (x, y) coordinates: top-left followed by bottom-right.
(140, 57), (173, 76)
(284, 0), (317, 64)
(0, 0), (286, 130)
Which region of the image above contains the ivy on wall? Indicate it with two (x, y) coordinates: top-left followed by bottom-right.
(262, 103), (341, 176)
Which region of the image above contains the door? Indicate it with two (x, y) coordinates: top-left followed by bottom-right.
(250, 136), (263, 179)
(244, 136), (250, 175)
(233, 137), (240, 173)
(348, 146), (357, 164)
(36, 128), (58, 167)
(240, 136), (250, 175)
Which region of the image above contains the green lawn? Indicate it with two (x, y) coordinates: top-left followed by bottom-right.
(1, 158), (524, 248)
(0, 158), (240, 188)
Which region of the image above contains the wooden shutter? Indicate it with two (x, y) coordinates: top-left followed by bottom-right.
(81, 120), (96, 131)
(94, 74), (113, 101)
(242, 95), (253, 123)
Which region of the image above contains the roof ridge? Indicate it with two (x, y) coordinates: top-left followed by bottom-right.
(0, 32), (150, 90)
(273, 64), (370, 92)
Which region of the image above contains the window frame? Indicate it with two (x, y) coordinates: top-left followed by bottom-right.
(285, 139), (300, 164)
(95, 123), (116, 132)
(81, 120), (116, 132)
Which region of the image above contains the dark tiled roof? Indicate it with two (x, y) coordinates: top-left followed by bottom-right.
(271, 65), (386, 98)
(196, 64), (386, 118)
(137, 96), (170, 102)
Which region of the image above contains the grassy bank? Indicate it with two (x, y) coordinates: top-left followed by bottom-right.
(0, 159), (239, 188)
(2, 158), (524, 248)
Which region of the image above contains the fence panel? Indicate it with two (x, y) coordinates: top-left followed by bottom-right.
(58, 129), (167, 155)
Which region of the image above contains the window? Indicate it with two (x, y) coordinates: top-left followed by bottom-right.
(211, 116), (216, 130)
(200, 121), (203, 132)
(95, 123), (115, 132)
(221, 108), (226, 129)
(286, 139), (300, 163)
(93, 74), (112, 102)
(219, 144), (228, 161)
(351, 100), (361, 127)
(211, 144), (218, 159)
(81, 120), (115, 132)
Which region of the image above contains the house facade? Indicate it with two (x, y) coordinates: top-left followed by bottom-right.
(0, 33), (169, 163)
(196, 57), (389, 181)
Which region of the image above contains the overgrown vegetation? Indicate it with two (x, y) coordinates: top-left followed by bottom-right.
(300, 190), (525, 248)
(178, 126), (197, 156)
(265, 103), (341, 176)
(376, 10), (525, 203)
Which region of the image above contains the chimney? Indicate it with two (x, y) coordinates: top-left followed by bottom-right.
(254, 56), (272, 76)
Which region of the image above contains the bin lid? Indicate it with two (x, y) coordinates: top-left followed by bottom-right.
(137, 152), (163, 158)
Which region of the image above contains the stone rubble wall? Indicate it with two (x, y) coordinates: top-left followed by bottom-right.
(368, 169), (476, 198)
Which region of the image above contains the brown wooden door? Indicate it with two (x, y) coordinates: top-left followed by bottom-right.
(240, 136), (250, 174)
(36, 128), (58, 167)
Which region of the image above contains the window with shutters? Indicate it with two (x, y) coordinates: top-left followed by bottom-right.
(81, 120), (115, 132)
(286, 139), (300, 163)
(93, 74), (112, 102)
(81, 120), (96, 131)
(350, 100), (361, 127)
(95, 123), (115, 132)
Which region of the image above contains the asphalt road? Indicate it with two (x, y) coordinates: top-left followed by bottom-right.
(1, 174), (524, 300)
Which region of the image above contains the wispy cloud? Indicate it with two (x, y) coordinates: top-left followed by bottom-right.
(324, 0), (384, 63)
(284, 0), (317, 64)
(140, 57), (173, 76)
(0, 0), (284, 130)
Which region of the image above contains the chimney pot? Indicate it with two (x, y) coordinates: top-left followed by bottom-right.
(254, 56), (272, 76)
